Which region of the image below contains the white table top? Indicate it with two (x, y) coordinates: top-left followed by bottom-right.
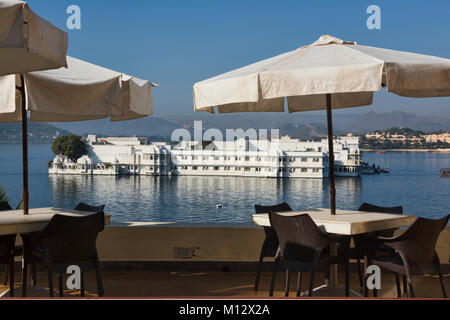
(0, 207), (97, 235)
(251, 208), (416, 235)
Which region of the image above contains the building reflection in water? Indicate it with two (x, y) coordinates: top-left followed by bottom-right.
(49, 175), (363, 223)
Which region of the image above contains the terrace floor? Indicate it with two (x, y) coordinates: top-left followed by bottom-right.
(1, 269), (448, 298)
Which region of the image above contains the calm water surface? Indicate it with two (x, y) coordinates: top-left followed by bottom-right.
(0, 144), (448, 223)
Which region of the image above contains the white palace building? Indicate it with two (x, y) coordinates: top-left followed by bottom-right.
(48, 135), (362, 178)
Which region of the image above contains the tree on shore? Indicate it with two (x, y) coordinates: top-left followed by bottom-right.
(51, 134), (88, 162)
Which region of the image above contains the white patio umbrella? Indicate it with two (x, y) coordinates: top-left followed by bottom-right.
(0, 0), (68, 215)
(193, 34), (450, 215)
(0, 0), (68, 76)
(0, 56), (157, 214)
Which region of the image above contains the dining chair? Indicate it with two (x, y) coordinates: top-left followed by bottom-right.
(0, 201), (24, 297)
(372, 214), (449, 298)
(74, 202), (105, 213)
(20, 202), (106, 296)
(253, 202), (292, 291)
(268, 211), (351, 297)
(352, 203), (403, 291)
(22, 212), (105, 297)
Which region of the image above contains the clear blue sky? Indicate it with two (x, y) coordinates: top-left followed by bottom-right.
(27, 0), (450, 117)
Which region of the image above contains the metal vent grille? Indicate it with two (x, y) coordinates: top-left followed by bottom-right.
(174, 247), (193, 258)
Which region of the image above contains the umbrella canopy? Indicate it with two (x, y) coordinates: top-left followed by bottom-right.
(193, 35), (450, 214)
(0, 0), (68, 76)
(0, 57), (157, 215)
(0, 56), (156, 122)
(194, 35), (450, 113)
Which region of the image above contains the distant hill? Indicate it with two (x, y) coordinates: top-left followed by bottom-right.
(51, 117), (180, 137)
(341, 111), (450, 133)
(50, 111), (449, 141)
(0, 122), (71, 144)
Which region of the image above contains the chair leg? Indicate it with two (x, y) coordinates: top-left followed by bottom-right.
(95, 261), (104, 297)
(269, 258), (279, 297)
(395, 273), (401, 297)
(9, 257), (14, 297)
(4, 264), (9, 285)
(48, 270), (54, 297)
(407, 275), (415, 298)
(284, 269), (290, 297)
(80, 270), (85, 297)
(438, 272), (447, 298)
(402, 275), (408, 297)
(31, 262), (37, 287)
(254, 252), (264, 291)
(345, 262), (350, 297)
(308, 268), (316, 297)
(22, 258), (28, 297)
(363, 253), (369, 297)
(356, 259), (363, 288)
(58, 273), (63, 297)
(296, 272), (302, 297)
(434, 255), (447, 298)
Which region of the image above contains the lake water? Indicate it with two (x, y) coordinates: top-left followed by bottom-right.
(0, 144), (448, 223)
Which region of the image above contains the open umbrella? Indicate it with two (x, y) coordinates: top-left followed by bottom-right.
(0, 0), (68, 215)
(193, 34), (450, 215)
(0, 56), (157, 214)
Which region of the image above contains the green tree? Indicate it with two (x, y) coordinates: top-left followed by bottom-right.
(51, 134), (88, 162)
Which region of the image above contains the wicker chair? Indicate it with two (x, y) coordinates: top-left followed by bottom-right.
(352, 203), (403, 292)
(22, 212), (105, 297)
(74, 202), (105, 213)
(253, 202), (292, 291)
(268, 211), (351, 297)
(0, 202), (23, 296)
(372, 215), (449, 298)
(20, 202), (106, 296)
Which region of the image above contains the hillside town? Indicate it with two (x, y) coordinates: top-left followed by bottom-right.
(361, 128), (450, 150)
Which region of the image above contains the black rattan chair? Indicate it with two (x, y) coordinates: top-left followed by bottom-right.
(74, 202), (105, 213)
(352, 203), (403, 291)
(20, 202), (106, 296)
(268, 211), (351, 297)
(0, 201), (23, 296)
(372, 215), (449, 298)
(22, 212), (105, 297)
(253, 202), (292, 291)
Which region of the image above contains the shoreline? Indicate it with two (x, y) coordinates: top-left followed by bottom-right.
(362, 148), (450, 153)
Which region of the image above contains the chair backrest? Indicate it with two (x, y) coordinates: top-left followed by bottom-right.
(255, 203), (293, 240)
(74, 202), (105, 213)
(254, 202), (292, 214)
(36, 212), (105, 264)
(358, 202), (403, 214)
(268, 211), (330, 261)
(393, 215), (449, 266)
(0, 202), (13, 211)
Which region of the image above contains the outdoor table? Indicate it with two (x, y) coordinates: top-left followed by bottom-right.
(251, 208), (416, 297)
(0, 207), (104, 297)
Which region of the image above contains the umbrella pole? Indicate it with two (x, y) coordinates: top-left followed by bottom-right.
(19, 74), (29, 215)
(325, 93), (336, 215)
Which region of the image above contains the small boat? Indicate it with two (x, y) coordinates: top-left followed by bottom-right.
(216, 203), (222, 208)
(360, 162), (376, 174)
(382, 166), (390, 173)
(377, 151), (385, 154)
(440, 169), (450, 178)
